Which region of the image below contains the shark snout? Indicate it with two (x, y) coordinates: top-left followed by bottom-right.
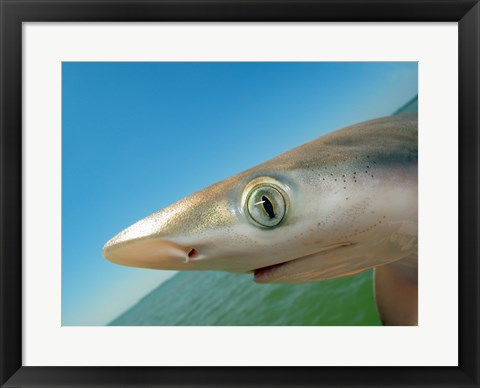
(103, 179), (240, 271)
(102, 236), (197, 269)
(102, 214), (200, 270)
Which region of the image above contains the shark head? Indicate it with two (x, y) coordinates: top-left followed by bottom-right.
(103, 114), (418, 284)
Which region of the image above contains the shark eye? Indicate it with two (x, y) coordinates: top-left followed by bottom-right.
(246, 184), (287, 228)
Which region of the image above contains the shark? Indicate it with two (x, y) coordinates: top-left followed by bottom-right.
(102, 113), (418, 326)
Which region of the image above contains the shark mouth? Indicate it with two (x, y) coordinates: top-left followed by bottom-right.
(252, 242), (353, 283)
(254, 262), (288, 281)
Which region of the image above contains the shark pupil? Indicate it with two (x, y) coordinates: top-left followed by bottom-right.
(262, 195), (275, 219)
(245, 182), (287, 228)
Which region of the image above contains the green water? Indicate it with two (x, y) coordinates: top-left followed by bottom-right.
(394, 95), (418, 114)
(110, 270), (381, 326)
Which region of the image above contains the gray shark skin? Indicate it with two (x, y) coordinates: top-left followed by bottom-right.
(103, 113), (418, 325)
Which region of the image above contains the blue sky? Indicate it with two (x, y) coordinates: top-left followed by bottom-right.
(62, 62), (417, 325)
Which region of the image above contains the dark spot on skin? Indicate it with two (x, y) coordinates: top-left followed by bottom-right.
(344, 187), (346, 189)
(367, 166), (370, 169)
(335, 179), (337, 181)
(342, 175), (345, 177)
(353, 172), (356, 175)
(373, 161), (377, 164)
(354, 180), (357, 183)
(343, 180), (346, 183)
(367, 155), (370, 158)
(365, 171), (368, 173)
(371, 175), (374, 178)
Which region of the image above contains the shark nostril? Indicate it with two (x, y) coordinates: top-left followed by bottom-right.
(188, 248), (198, 259)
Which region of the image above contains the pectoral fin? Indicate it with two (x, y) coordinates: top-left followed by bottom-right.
(374, 255), (418, 326)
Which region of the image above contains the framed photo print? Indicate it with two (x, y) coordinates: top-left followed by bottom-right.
(1, 0), (478, 387)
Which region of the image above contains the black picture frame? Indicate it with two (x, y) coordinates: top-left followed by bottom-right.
(1, 1), (479, 387)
